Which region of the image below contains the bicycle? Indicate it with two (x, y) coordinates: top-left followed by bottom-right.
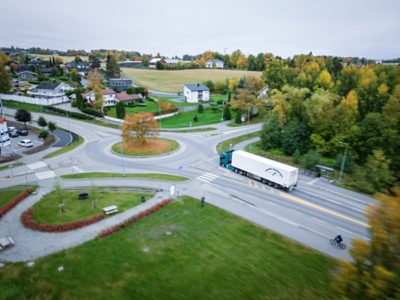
(330, 239), (347, 249)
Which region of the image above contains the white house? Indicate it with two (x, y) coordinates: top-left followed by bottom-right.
(27, 81), (74, 99)
(205, 59), (224, 69)
(86, 89), (143, 107)
(149, 58), (165, 68)
(183, 83), (210, 103)
(102, 89), (118, 107)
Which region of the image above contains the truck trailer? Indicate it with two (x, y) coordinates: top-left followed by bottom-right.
(219, 150), (299, 191)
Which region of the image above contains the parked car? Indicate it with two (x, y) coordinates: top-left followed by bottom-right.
(18, 139), (33, 148)
(0, 236), (15, 250)
(17, 129), (28, 136)
(9, 130), (18, 137)
(7, 126), (16, 133)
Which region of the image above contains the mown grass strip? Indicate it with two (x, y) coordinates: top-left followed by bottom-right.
(61, 172), (188, 182)
(216, 131), (260, 153)
(44, 137), (84, 159)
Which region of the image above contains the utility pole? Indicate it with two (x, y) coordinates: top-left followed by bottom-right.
(338, 142), (348, 184)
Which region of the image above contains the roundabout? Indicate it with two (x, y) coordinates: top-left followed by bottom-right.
(111, 137), (180, 157)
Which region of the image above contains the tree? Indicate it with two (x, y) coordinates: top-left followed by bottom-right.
(0, 51), (11, 93)
(234, 111), (242, 124)
(260, 114), (282, 150)
(38, 129), (49, 141)
(37, 116), (47, 128)
(47, 121), (56, 133)
(281, 119), (310, 155)
(246, 55), (257, 71)
(362, 150), (394, 192)
(70, 68), (79, 82)
(121, 112), (159, 145)
(88, 70), (104, 109)
(74, 56), (83, 62)
(333, 187), (400, 299)
(223, 105), (231, 120)
(106, 53), (120, 78)
(198, 104), (204, 113)
(116, 101), (126, 119)
(303, 149), (320, 170)
(76, 92), (85, 110)
(14, 109), (31, 130)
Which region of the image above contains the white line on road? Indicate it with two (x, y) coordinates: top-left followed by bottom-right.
(72, 166), (83, 173)
(35, 170), (56, 180)
(312, 217), (327, 224)
(308, 178), (320, 185)
(27, 161), (47, 170)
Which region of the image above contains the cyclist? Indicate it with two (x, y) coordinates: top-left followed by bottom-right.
(334, 234), (343, 244)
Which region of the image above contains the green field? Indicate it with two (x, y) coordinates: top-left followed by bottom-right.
(0, 162), (23, 171)
(0, 185), (37, 208)
(217, 131), (261, 153)
(0, 197), (335, 299)
(61, 172), (188, 182)
(121, 68), (262, 92)
(31, 188), (155, 224)
(160, 108), (223, 128)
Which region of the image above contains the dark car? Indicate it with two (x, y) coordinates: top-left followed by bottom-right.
(17, 129), (28, 136)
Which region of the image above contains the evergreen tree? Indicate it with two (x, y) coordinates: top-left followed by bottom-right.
(198, 104), (204, 113)
(223, 105), (231, 120)
(234, 111), (242, 124)
(116, 101), (126, 119)
(14, 109), (32, 130)
(37, 116), (47, 128)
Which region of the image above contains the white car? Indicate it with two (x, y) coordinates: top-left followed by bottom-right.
(18, 139), (34, 148)
(0, 236), (15, 250)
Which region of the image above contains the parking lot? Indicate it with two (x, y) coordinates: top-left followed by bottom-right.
(5, 126), (44, 156)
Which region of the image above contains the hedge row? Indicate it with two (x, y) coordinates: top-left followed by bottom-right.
(99, 198), (172, 238)
(0, 189), (33, 218)
(81, 107), (103, 118)
(21, 209), (104, 232)
(43, 106), (95, 120)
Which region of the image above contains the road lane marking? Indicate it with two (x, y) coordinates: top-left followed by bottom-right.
(35, 170), (56, 180)
(278, 192), (370, 228)
(27, 162), (47, 170)
(312, 217), (327, 224)
(73, 166), (83, 173)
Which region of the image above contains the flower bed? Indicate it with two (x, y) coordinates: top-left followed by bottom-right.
(0, 189), (33, 217)
(21, 208), (104, 232)
(99, 198), (172, 238)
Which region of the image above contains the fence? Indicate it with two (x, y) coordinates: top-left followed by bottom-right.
(104, 112), (178, 124)
(0, 94), (69, 106)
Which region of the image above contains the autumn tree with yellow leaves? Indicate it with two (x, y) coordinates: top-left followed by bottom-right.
(121, 112), (159, 145)
(333, 187), (400, 299)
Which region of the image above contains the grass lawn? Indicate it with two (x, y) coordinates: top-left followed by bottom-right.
(112, 138), (179, 156)
(161, 108), (223, 128)
(0, 162), (23, 171)
(121, 68), (262, 92)
(107, 99), (160, 118)
(30, 188), (155, 225)
(2, 100), (45, 113)
(0, 196), (336, 299)
(0, 185), (37, 208)
(44, 137), (84, 159)
(61, 172), (188, 182)
(160, 127), (217, 133)
(217, 131), (260, 153)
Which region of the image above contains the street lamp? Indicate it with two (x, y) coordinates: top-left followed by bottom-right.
(338, 142), (349, 184)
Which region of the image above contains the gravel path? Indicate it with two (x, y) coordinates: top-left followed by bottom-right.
(0, 180), (175, 262)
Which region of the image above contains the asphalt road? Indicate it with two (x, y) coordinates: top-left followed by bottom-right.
(0, 107), (375, 262)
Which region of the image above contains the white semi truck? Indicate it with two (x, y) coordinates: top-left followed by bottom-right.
(219, 150), (299, 191)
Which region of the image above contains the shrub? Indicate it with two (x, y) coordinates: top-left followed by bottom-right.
(43, 106), (94, 120)
(0, 189), (33, 217)
(198, 104), (204, 113)
(81, 107), (103, 117)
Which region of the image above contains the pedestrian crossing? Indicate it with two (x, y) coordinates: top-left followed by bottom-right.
(196, 172), (219, 183)
(27, 161), (47, 170)
(35, 170), (56, 180)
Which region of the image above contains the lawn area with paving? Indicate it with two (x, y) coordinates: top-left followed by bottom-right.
(0, 196), (336, 299)
(30, 188), (155, 225)
(107, 99), (160, 118)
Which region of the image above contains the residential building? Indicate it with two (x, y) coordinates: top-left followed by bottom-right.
(205, 59), (224, 69)
(65, 61), (90, 73)
(27, 81), (74, 99)
(108, 78), (132, 91)
(102, 88), (118, 106)
(149, 58), (165, 68)
(100, 88), (142, 107)
(115, 92), (142, 105)
(16, 71), (37, 81)
(118, 60), (142, 68)
(183, 83), (210, 103)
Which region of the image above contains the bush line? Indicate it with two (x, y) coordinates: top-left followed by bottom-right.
(99, 198), (172, 238)
(21, 209), (104, 232)
(0, 189), (33, 218)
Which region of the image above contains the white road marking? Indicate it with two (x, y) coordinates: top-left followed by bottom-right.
(73, 166), (83, 173)
(197, 177), (211, 183)
(307, 178), (320, 185)
(196, 172), (219, 183)
(312, 217), (327, 224)
(35, 170), (56, 180)
(27, 161), (47, 170)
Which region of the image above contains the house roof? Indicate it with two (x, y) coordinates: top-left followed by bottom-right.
(36, 81), (61, 90)
(149, 58), (164, 64)
(206, 58), (224, 64)
(16, 71), (37, 76)
(109, 78), (132, 83)
(102, 88), (116, 95)
(184, 83), (210, 91)
(116, 92), (142, 102)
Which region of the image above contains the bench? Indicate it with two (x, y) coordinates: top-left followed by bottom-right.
(103, 205), (119, 215)
(0, 236), (15, 250)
